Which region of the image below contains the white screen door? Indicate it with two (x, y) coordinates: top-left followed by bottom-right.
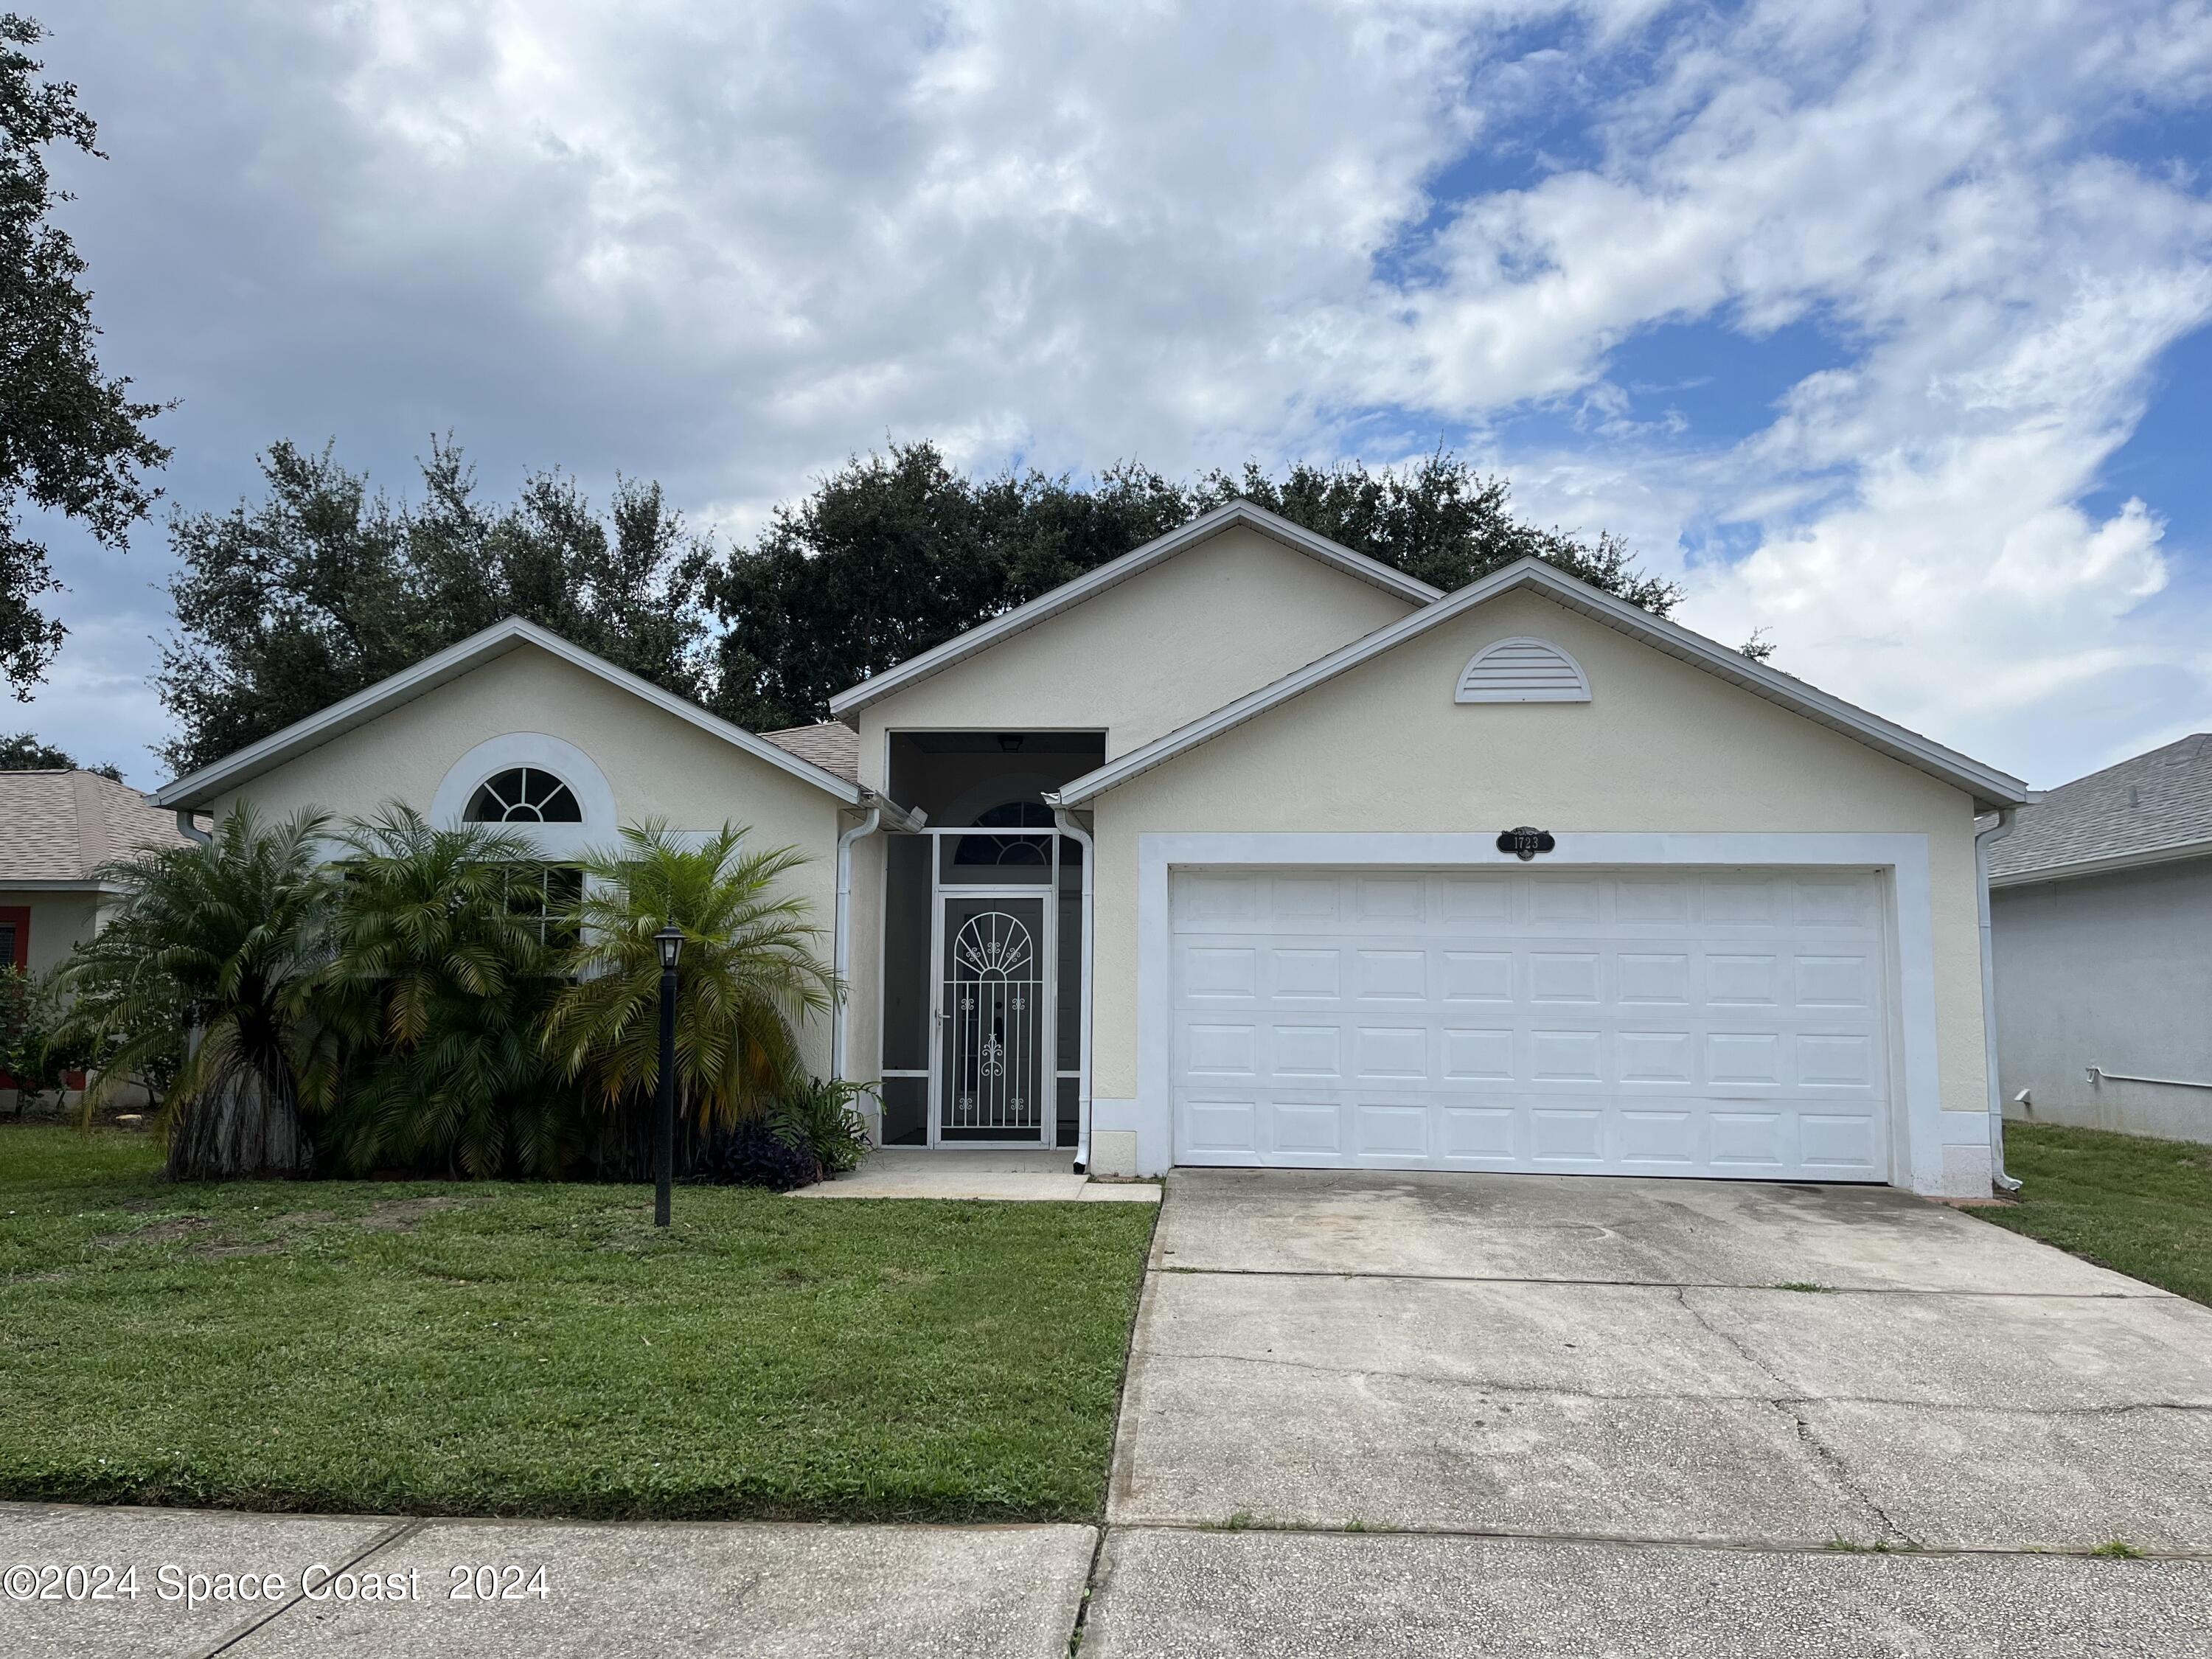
(938, 894), (1047, 1144)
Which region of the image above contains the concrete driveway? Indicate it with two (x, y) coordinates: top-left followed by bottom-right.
(1089, 1169), (2212, 1655)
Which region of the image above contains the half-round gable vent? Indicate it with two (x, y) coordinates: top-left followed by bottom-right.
(1455, 636), (1591, 704)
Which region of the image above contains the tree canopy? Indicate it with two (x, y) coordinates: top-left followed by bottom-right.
(156, 436), (1683, 773)
(0, 728), (120, 777)
(704, 442), (1680, 731)
(157, 439), (713, 776)
(0, 15), (169, 695)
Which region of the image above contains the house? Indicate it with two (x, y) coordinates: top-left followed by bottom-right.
(0, 768), (192, 978)
(1989, 733), (2212, 1144)
(148, 501), (2030, 1197)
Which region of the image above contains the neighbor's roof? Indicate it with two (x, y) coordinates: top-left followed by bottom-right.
(762, 722), (860, 784)
(0, 770), (191, 886)
(1989, 733), (2212, 886)
(826, 499), (1444, 720)
(150, 618), (867, 810)
(1048, 557), (2031, 813)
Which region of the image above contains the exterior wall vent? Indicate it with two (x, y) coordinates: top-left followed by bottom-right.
(1455, 636), (1591, 704)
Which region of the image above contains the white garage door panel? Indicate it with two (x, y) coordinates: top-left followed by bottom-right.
(1169, 868), (1892, 1181)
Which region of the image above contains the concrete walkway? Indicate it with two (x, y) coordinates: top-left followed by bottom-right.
(790, 1147), (1161, 1202)
(14, 1171), (2212, 1656)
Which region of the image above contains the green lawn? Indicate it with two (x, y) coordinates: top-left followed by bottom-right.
(0, 1125), (1155, 1521)
(1980, 1121), (2212, 1305)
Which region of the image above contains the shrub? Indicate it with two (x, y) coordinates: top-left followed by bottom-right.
(694, 1116), (822, 1191)
(316, 806), (576, 1178)
(53, 806), (334, 1178)
(545, 821), (835, 1144)
(776, 1076), (874, 1177)
(0, 966), (77, 1118)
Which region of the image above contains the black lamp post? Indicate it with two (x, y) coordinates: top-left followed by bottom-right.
(653, 923), (684, 1228)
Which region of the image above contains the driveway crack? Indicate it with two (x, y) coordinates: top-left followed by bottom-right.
(1670, 1287), (1910, 1545)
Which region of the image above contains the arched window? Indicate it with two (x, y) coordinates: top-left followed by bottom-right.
(954, 800), (1056, 865)
(464, 766), (582, 824)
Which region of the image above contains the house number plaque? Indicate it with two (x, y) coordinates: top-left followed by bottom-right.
(1496, 826), (1556, 861)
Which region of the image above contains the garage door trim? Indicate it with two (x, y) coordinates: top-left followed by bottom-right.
(1136, 832), (1941, 1191)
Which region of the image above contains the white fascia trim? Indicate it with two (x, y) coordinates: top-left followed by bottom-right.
(150, 617), (866, 810)
(0, 877), (121, 893)
(1051, 560), (2030, 812)
(1134, 830), (1948, 1195)
(825, 500), (1444, 720)
(1989, 838), (2212, 889)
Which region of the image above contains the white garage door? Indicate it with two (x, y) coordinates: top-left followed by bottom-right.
(1170, 867), (1893, 1180)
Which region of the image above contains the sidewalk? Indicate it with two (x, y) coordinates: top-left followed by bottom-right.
(16, 1500), (2212, 1658)
(4, 1502), (1093, 1659)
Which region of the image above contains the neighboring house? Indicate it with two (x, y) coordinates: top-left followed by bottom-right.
(1990, 734), (2212, 1144)
(149, 501), (2030, 1197)
(0, 768), (192, 978)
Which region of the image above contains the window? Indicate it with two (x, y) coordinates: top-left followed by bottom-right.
(465, 766), (582, 824)
(953, 800), (1055, 866)
(509, 866), (585, 949)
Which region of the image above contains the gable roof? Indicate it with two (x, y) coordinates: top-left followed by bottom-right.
(1989, 732), (2212, 886)
(150, 618), (866, 810)
(1048, 557), (2031, 812)
(762, 721), (860, 784)
(825, 499), (1444, 720)
(0, 770), (191, 888)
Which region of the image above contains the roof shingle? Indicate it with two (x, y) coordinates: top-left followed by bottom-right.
(1989, 733), (2212, 880)
(759, 723), (860, 785)
(0, 771), (192, 885)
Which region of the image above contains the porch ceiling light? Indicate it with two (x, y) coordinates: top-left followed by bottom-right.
(655, 924), (684, 972)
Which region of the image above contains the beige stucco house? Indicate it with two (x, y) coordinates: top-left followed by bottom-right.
(0, 768), (192, 979)
(150, 501), (2031, 1197)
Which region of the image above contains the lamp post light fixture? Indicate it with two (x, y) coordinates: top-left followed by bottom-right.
(653, 923), (684, 1228)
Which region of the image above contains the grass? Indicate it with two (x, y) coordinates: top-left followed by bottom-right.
(1978, 1122), (2212, 1306)
(0, 1124), (1157, 1522)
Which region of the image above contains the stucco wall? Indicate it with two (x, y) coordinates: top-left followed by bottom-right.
(0, 889), (104, 978)
(849, 524), (1420, 787)
(1083, 590), (1993, 1189)
(846, 524), (1419, 1092)
(209, 644), (851, 1075)
(1992, 858), (2212, 1144)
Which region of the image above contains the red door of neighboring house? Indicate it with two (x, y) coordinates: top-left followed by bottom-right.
(0, 904), (29, 1090)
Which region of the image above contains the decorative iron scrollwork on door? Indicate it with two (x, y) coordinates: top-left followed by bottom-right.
(945, 910), (1043, 1130)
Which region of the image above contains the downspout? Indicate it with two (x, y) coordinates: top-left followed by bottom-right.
(832, 806), (882, 1087)
(1053, 806), (1095, 1175)
(1976, 805), (2022, 1193)
(175, 807), (211, 846)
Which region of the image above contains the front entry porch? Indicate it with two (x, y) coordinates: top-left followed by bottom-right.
(874, 730), (1102, 1157)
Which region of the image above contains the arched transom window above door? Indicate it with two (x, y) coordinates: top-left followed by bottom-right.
(464, 765), (583, 824)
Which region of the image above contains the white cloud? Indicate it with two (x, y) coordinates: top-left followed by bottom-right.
(23, 0), (2212, 786)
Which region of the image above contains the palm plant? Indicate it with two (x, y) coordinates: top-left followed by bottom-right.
(318, 805), (573, 1177)
(544, 821), (835, 1158)
(54, 805), (335, 1178)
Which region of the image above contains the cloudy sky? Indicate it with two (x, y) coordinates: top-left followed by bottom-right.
(25, 0), (2212, 788)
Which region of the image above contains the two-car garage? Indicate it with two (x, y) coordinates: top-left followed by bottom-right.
(1168, 865), (1895, 1182)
